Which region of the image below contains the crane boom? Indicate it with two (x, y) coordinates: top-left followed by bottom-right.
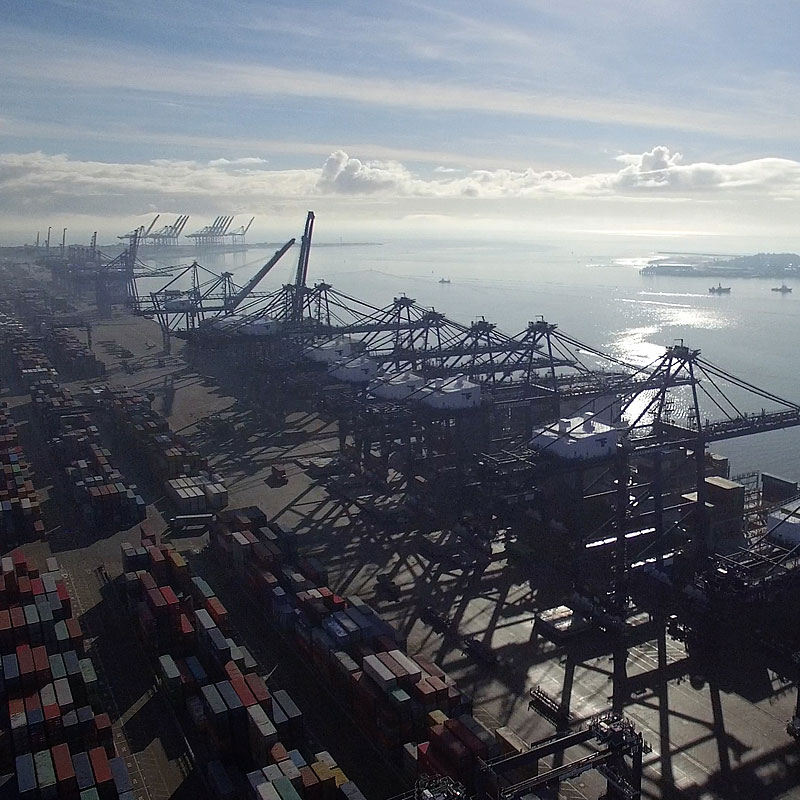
(244, 216), (255, 235)
(227, 238), (295, 311)
(292, 211), (315, 321)
(145, 214), (160, 236)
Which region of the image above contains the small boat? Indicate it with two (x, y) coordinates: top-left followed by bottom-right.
(772, 283), (792, 293)
(708, 283), (731, 294)
(438, 278), (451, 284)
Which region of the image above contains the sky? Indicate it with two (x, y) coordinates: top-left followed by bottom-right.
(2, 0), (800, 245)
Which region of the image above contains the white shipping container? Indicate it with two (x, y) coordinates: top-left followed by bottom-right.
(362, 654), (397, 689)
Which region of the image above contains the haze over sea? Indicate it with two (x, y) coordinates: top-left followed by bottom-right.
(143, 233), (800, 482)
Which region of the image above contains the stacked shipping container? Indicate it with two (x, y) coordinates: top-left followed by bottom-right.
(0, 551), (133, 799)
(103, 387), (225, 514)
(0, 309), (145, 532)
(119, 530), (369, 800)
(207, 506), (505, 793)
(0, 400), (44, 544)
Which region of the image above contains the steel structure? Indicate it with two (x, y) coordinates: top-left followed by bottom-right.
(119, 215), (160, 245)
(477, 713), (647, 800)
(229, 217), (255, 246)
(146, 215), (190, 247)
(130, 240), (296, 349)
(185, 216), (236, 247)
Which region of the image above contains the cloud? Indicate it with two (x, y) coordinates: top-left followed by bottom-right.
(207, 157), (269, 168)
(5, 25), (800, 142)
(3, 147), (800, 222)
(318, 151), (413, 194)
(604, 146), (800, 194)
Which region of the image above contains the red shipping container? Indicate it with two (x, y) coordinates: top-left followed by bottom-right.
(160, 585), (179, 612)
(230, 676), (257, 708)
(65, 616), (83, 642)
(89, 746), (113, 786)
(242, 530), (259, 545)
(270, 742), (288, 764)
(56, 582), (72, 615)
(32, 645), (50, 678)
(427, 676), (448, 701)
(43, 703), (61, 731)
(413, 678), (436, 706)
(138, 572), (156, 592)
(414, 655), (445, 680)
(330, 594), (347, 610)
(223, 660), (243, 682)
(0, 609), (11, 640)
(52, 742), (76, 787)
(17, 643), (34, 675)
(244, 673), (271, 711)
(30, 578), (44, 596)
(17, 575), (31, 600)
(94, 712), (114, 756)
(12, 550), (26, 574)
(10, 605), (25, 635)
(206, 597), (228, 629)
(24, 690), (41, 714)
(300, 765), (321, 799)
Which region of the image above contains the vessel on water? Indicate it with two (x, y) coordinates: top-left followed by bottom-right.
(438, 278), (451, 284)
(709, 283), (731, 294)
(772, 283), (793, 293)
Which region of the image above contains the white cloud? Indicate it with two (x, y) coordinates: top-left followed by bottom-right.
(3, 147), (800, 225)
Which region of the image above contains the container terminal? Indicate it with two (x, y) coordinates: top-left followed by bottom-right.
(1, 213), (800, 800)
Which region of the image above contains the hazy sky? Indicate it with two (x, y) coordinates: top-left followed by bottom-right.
(3, 0), (800, 243)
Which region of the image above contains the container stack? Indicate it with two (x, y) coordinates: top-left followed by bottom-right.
(206, 505), (504, 790)
(118, 533), (370, 800)
(29, 380), (145, 529)
(11, 340), (59, 388)
(105, 386), (206, 480)
(43, 327), (105, 380)
(0, 402), (44, 543)
(103, 387), (219, 511)
(164, 475), (228, 513)
(0, 551), (134, 799)
(1, 309), (146, 533)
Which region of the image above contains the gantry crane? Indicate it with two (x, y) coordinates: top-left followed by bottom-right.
(131, 239), (295, 350)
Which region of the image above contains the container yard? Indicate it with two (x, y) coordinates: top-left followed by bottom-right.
(3, 216), (800, 800)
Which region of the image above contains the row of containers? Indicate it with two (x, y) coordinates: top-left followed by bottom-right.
(0, 308), (145, 532)
(207, 508), (507, 794)
(120, 504), (523, 799)
(0, 309), (47, 544)
(0, 395), (44, 544)
(119, 523), (369, 800)
(0, 550), (135, 799)
(101, 387), (228, 514)
(10, 333), (145, 531)
(3, 283), (104, 380)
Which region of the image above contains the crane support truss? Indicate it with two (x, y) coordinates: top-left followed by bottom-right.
(478, 714), (647, 800)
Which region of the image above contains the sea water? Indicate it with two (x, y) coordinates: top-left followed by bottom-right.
(140, 235), (800, 480)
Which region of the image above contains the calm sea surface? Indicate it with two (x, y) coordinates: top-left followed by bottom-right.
(141, 236), (800, 480)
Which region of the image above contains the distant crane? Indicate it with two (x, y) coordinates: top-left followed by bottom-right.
(292, 211), (315, 321)
(230, 217), (255, 247)
(186, 216), (236, 247)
